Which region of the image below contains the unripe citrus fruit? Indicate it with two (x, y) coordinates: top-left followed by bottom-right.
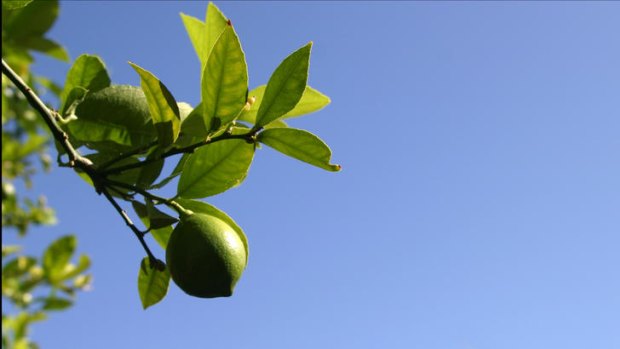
(166, 213), (248, 298)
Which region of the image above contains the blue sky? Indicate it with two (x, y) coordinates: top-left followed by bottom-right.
(8, 1), (620, 348)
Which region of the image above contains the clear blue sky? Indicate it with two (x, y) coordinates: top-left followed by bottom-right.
(9, 1), (620, 348)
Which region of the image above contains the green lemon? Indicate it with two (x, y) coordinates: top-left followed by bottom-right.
(166, 213), (248, 298)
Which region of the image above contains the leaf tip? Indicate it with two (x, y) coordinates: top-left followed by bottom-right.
(331, 164), (342, 172)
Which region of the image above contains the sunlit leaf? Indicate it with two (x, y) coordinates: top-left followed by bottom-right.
(177, 139), (254, 199)
(255, 42), (312, 127)
(258, 128), (341, 171)
(60, 54), (111, 114)
(129, 62), (181, 147)
(202, 25), (248, 133)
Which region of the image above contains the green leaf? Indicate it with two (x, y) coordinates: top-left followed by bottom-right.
(177, 139), (254, 199)
(69, 85), (156, 152)
(137, 257), (170, 310)
(41, 296), (72, 311)
(180, 13), (206, 65)
(132, 201), (173, 249)
(282, 86), (330, 118)
(175, 198), (249, 266)
(180, 102), (208, 138)
(146, 200), (178, 229)
(42, 235), (76, 284)
(201, 25), (248, 133)
(60, 54), (111, 114)
(136, 155), (164, 190)
(258, 128), (341, 171)
(204, 3), (229, 64)
(240, 85), (329, 124)
(255, 42), (312, 127)
(59, 254), (90, 281)
(129, 62), (181, 148)
(2, 0), (33, 10)
(22, 37), (69, 62)
(179, 3), (227, 68)
(3, 0), (58, 41)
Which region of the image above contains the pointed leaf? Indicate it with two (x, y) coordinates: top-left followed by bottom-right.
(177, 139), (254, 199)
(129, 62), (181, 148)
(180, 13), (206, 65)
(282, 86), (330, 118)
(60, 54), (111, 114)
(175, 199), (249, 266)
(132, 201), (173, 249)
(255, 42), (312, 127)
(258, 128), (341, 171)
(137, 257), (170, 310)
(202, 25), (248, 132)
(179, 3), (227, 68)
(204, 3), (228, 64)
(240, 85), (329, 124)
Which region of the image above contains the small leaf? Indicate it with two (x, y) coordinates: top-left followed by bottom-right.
(175, 198), (249, 266)
(60, 54), (111, 114)
(258, 128), (341, 171)
(132, 201), (173, 249)
(201, 25), (248, 133)
(240, 85), (329, 124)
(180, 13), (206, 65)
(282, 86), (330, 119)
(179, 3), (227, 68)
(177, 139), (254, 199)
(255, 42), (312, 127)
(129, 62), (181, 147)
(41, 296), (73, 311)
(146, 200), (178, 229)
(137, 257), (170, 310)
(42, 235), (76, 284)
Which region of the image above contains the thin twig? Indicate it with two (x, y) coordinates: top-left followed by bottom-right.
(101, 187), (158, 264)
(100, 130), (260, 176)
